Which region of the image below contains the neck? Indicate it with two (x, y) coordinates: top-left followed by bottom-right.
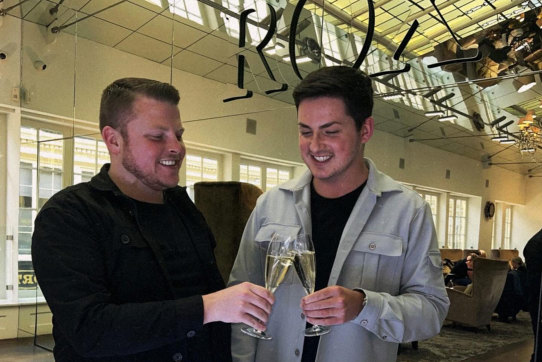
(313, 161), (369, 198)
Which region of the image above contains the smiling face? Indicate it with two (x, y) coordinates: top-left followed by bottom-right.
(104, 95), (185, 203)
(298, 96), (373, 197)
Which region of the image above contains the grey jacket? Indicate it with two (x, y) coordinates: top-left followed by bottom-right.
(229, 158), (449, 362)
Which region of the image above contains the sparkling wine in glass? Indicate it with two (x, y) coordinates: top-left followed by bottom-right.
(293, 234), (331, 337)
(241, 234), (293, 340)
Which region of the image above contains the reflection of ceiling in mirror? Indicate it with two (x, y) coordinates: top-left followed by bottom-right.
(6, 0), (542, 174)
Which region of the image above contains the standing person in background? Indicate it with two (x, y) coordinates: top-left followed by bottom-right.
(32, 78), (274, 362)
(525, 229), (542, 362)
(229, 66), (449, 362)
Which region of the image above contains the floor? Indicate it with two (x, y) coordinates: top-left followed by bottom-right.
(465, 338), (534, 361)
(0, 335), (536, 361)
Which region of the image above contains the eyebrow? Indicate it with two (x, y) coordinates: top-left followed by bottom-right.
(298, 121), (340, 129)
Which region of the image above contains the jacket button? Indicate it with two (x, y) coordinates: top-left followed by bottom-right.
(172, 352), (183, 361)
(361, 319), (368, 326)
(120, 234), (130, 244)
(295, 349), (300, 356)
(369, 242), (376, 250)
(186, 330), (196, 338)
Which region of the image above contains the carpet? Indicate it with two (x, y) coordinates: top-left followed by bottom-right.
(397, 311), (533, 361)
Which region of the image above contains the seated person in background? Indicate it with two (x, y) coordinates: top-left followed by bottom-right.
(495, 256), (528, 321)
(447, 250), (485, 286)
(463, 253), (479, 295)
(442, 258), (454, 276)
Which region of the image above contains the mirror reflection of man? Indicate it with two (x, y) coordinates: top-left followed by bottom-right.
(32, 78), (274, 361)
(229, 66), (449, 362)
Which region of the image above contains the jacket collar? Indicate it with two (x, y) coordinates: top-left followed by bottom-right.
(89, 164), (123, 195)
(279, 158), (402, 197)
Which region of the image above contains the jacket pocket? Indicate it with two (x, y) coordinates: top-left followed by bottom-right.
(351, 232), (403, 256)
(341, 232), (403, 292)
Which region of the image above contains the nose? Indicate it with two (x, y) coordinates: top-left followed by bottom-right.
(168, 136), (184, 155)
(308, 132), (323, 152)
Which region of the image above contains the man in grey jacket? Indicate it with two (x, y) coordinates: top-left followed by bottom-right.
(228, 66), (449, 362)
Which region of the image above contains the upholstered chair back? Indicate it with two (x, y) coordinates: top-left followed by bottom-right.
(194, 181), (263, 282)
(445, 258), (510, 329)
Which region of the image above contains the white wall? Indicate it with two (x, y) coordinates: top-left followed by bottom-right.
(514, 176), (542, 256)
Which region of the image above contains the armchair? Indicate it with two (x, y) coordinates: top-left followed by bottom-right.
(194, 181), (263, 282)
(440, 248), (464, 263)
(445, 258), (510, 330)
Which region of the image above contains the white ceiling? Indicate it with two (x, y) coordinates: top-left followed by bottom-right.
(4, 0), (542, 175)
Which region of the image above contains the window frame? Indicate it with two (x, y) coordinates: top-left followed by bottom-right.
(447, 195), (468, 249)
(239, 157), (293, 191)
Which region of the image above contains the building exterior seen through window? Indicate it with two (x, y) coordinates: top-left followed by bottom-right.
(18, 127), (64, 299)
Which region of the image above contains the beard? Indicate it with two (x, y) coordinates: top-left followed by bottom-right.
(121, 139), (178, 192)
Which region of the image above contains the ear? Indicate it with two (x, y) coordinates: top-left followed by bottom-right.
(360, 117), (374, 143)
(101, 126), (122, 156)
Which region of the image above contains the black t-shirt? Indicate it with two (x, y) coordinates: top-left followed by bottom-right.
(302, 180), (366, 362)
(134, 200), (213, 360)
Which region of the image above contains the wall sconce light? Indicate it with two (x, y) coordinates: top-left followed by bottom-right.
(513, 74), (536, 93)
(425, 110), (445, 117)
(264, 42), (285, 55)
(382, 93), (404, 100)
(491, 135), (508, 142)
(282, 55), (312, 63)
(439, 114), (457, 122)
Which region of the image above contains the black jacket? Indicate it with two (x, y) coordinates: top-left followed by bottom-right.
(32, 164), (230, 361)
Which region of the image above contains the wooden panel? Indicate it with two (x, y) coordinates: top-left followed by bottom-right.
(0, 307), (19, 340)
(18, 305), (52, 337)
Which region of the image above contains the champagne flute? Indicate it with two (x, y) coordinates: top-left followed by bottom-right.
(292, 234), (331, 337)
(241, 233), (294, 340)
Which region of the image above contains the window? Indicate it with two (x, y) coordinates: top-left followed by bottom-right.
(416, 190), (439, 227)
(240, 159), (292, 191)
(73, 136), (109, 183)
(240, 164), (262, 188)
(491, 203), (514, 249)
(447, 196), (467, 249)
(318, 19), (342, 65)
(265, 168), (290, 190)
(168, 0), (203, 25)
(185, 154), (220, 187)
(220, 0), (241, 39)
(185, 152), (221, 200)
(18, 127), (64, 299)
(503, 205), (512, 248)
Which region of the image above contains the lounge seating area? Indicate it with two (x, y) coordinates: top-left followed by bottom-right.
(445, 258), (510, 330)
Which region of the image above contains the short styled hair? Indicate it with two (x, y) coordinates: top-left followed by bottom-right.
(292, 66), (374, 130)
(99, 78), (180, 131)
